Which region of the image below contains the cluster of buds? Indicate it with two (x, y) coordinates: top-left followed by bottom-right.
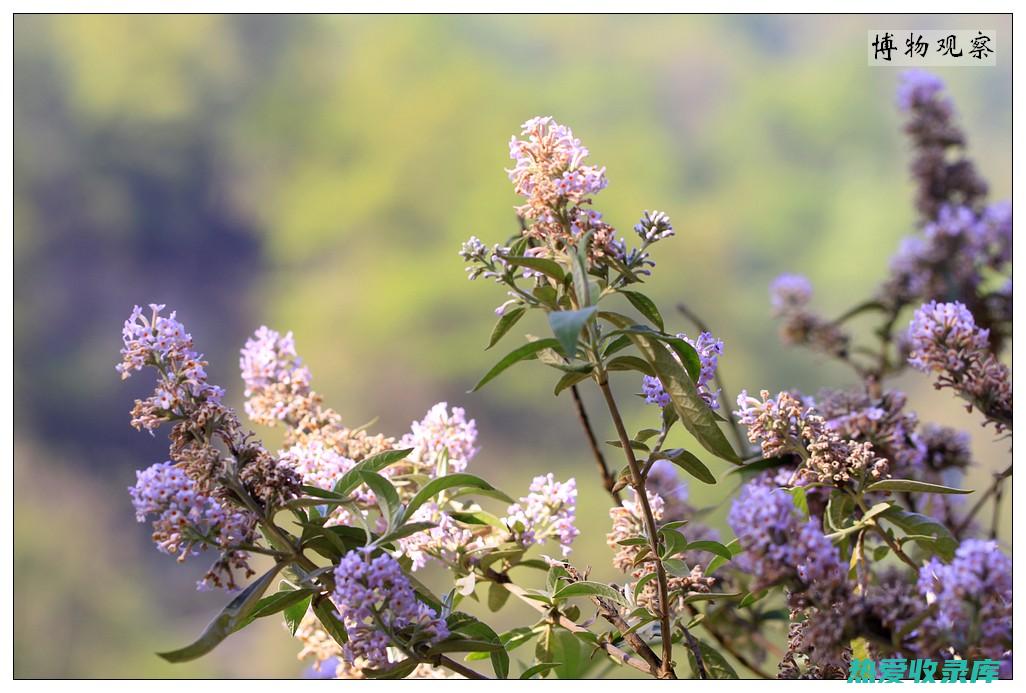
(129, 461), (257, 590)
(907, 301), (1012, 431)
(735, 390), (889, 486)
(119, 306), (300, 589)
(331, 549), (450, 669)
(768, 275), (850, 358)
(504, 473), (579, 556)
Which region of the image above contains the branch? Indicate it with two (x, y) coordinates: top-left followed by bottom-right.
(487, 572), (661, 677)
(597, 377), (678, 679)
(570, 384), (623, 504)
(957, 463), (1012, 537)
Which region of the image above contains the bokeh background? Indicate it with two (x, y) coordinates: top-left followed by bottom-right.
(14, 14), (1011, 678)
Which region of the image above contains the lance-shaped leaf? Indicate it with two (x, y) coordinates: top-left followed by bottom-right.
(332, 447), (413, 497)
(471, 338), (564, 392)
(236, 585), (316, 631)
(502, 255), (566, 282)
(651, 448), (716, 485)
(157, 563), (282, 662)
(602, 312), (740, 464)
(864, 479), (972, 495)
(552, 580), (626, 606)
(403, 473), (511, 521)
(548, 306), (598, 358)
(620, 289), (664, 331)
(487, 307), (526, 350)
(878, 506), (958, 560)
(685, 638), (739, 679)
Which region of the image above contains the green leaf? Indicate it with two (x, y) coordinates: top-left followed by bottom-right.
(363, 658), (420, 679)
(313, 599), (348, 646)
(451, 616), (509, 678)
(471, 338), (563, 392)
(879, 507), (958, 560)
(332, 447), (413, 496)
(553, 369), (593, 395)
(552, 581), (626, 605)
(787, 487), (809, 521)
(488, 581), (511, 612)
(686, 638), (739, 679)
(358, 470), (400, 525)
(684, 540), (734, 561)
(404, 473), (510, 521)
(620, 290), (664, 331)
(602, 334), (632, 357)
(377, 521), (437, 545)
(652, 448), (716, 485)
(487, 307), (526, 350)
(548, 306), (598, 358)
(739, 589), (769, 608)
(520, 662), (563, 679)
(503, 255), (567, 282)
(725, 456), (790, 479)
(283, 594), (311, 636)
(157, 563), (282, 662)
(238, 586), (315, 630)
(704, 538), (741, 575)
(865, 479), (972, 495)
(601, 312), (740, 465)
(570, 232), (594, 308)
(605, 354), (655, 376)
(825, 490), (855, 533)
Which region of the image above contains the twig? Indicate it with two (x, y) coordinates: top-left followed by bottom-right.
(685, 605), (775, 679)
(956, 463), (1012, 537)
(436, 654), (489, 679)
(487, 572), (660, 677)
(681, 624), (708, 679)
(570, 384), (623, 504)
(598, 377), (678, 679)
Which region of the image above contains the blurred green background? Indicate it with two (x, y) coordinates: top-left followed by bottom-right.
(14, 14), (1011, 678)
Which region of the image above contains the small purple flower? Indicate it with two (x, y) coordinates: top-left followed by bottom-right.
(917, 539), (1011, 661)
(400, 402), (478, 475)
(907, 301), (991, 373)
(332, 548), (449, 669)
(634, 210), (674, 243)
(505, 474), (578, 556)
(896, 70), (946, 112)
(769, 274), (813, 316)
(129, 461), (256, 591)
(642, 331), (723, 410)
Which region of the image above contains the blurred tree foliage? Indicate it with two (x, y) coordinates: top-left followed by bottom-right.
(13, 14), (1010, 677)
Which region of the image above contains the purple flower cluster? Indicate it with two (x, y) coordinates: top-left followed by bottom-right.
(886, 204), (1011, 306)
(735, 390), (888, 485)
(642, 330), (723, 410)
(633, 210), (674, 243)
(504, 473), (578, 556)
(398, 502), (476, 571)
(770, 274), (813, 316)
(817, 388), (925, 478)
(896, 70), (988, 221)
(507, 116), (607, 210)
(117, 304), (225, 431)
(907, 301), (1011, 429)
(768, 275), (850, 358)
(727, 482), (844, 601)
(917, 540), (1011, 662)
(400, 402), (478, 475)
(129, 461), (256, 590)
(239, 326), (313, 426)
(331, 549), (449, 669)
